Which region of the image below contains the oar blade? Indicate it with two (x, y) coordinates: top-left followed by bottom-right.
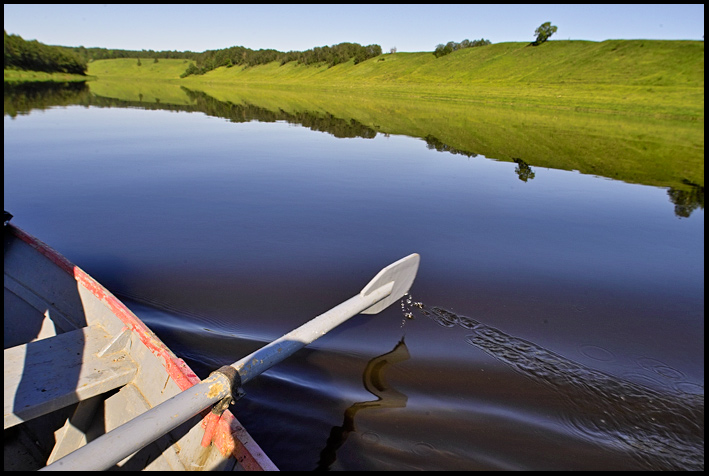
(360, 253), (420, 314)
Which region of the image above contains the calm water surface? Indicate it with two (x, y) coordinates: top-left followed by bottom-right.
(4, 104), (704, 470)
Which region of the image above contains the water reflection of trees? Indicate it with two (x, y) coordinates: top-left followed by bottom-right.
(3, 81), (91, 118)
(424, 134), (478, 158)
(667, 180), (704, 219)
(181, 88), (377, 139)
(3, 82), (377, 139)
(513, 158), (535, 182)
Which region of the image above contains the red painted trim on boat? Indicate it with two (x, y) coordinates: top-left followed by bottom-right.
(219, 411), (271, 471)
(8, 224), (274, 469)
(73, 268), (201, 390)
(201, 412), (220, 447)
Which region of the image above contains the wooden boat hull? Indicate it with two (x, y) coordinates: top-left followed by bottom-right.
(4, 222), (277, 470)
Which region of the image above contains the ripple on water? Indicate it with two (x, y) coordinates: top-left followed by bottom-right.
(636, 356), (686, 380)
(412, 441), (435, 456)
(360, 431), (380, 444)
(578, 344), (615, 362)
(402, 296), (705, 471)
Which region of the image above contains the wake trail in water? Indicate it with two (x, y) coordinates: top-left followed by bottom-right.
(401, 294), (704, 471)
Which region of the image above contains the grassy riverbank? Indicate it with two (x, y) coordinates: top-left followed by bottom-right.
(89, 40), (704, 120)
(4, 69), (94, 83)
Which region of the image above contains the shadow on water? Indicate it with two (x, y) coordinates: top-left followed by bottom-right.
(402, 295), (704, 471)
(315, 338), (410, 470)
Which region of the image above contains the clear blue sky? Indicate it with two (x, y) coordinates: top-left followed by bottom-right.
(4, 4), (704, 53)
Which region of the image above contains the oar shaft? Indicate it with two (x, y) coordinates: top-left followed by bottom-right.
(234, 281), (393, 384)
(42, 283), (394, 471)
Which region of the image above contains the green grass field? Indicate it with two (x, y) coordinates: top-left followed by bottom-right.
(186, 40), (702, 87)
(87, 57), (193, 81)
(4, 69), (95, 83)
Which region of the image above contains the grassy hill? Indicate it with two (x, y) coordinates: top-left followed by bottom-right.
(191, 40), (703, 87)
(89, 40), (704, 120)
(89, 40), (704, 85)
(87, 57), (193, 80)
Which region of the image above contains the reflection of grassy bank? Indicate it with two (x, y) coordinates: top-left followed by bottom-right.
(85, 79), (703, 190)
(88, 79), (194, 106)
(184, 79), (703, 122)
(183, 83), (704, 190)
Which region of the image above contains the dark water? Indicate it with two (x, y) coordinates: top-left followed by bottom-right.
(4, 97), (703, 470)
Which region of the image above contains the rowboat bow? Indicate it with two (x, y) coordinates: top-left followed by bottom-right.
(4, 218), (277, 470)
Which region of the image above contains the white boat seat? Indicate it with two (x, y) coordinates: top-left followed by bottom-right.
(4, 324), (138, 429)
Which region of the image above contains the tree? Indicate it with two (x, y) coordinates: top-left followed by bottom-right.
(180, 62), (199, 78)
(432, 38), (490, 57)
(4, 30), (87, 74)
(533, 22), (558, 46)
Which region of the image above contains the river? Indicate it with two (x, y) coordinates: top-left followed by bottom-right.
(3, 83), (704, 470)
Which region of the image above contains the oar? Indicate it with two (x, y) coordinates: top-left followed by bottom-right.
(42, 253), (420, 471)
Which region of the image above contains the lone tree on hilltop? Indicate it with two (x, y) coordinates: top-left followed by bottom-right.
(532, 22), (557, 46)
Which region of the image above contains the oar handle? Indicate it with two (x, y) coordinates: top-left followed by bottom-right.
(41, 372), (231, 471)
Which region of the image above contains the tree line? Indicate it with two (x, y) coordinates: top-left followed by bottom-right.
(4, 31), (87, 75)
(181, 42), (382, 77)
(58, 45), (197, 62)
(4, 33), (382, 78)
(433, 38), (491, 58)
